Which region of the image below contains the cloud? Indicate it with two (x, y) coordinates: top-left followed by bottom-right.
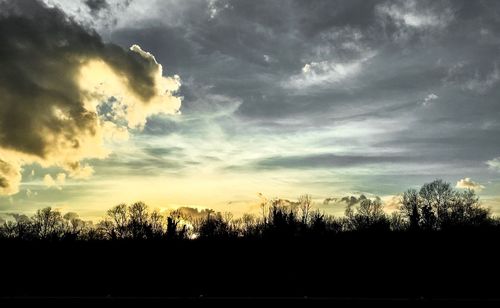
(169, 206), (215, 221)
(340, 194), (369, 206)
(323, 193), (399, 214)
(84, 0), (109, 16)
(381, 195), (401, 213)
(376, 0), (454, 30)
(25, 188), (38, 198)
(456, 177), (485, 191)
(286, 52), (375, 89)
(0, 160), (22, 195)
(0, 0), (181, 195)
(245, 153), (412, 170)
(43, 173), (66, 190)
(3, 0), (498, 213)
(56, 173), (67, 184)
(444, 62), (500, 94)
(208, 0), (231, 19)
(9, 213), (31, 224)
(487, 158), (500, 171)
(422, 93), (438, 106)
(43, 175), (57, 190)
(66, 163), (95, 179)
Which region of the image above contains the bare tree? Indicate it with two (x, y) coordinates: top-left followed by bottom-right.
(401, 189), (420, 231)
(107, 203), (128, 238)
(298, 194), (312, 225)
(345, 198), (389, 232)
(419, 179), (453, 229)
(258, 193), (268, 225)
(97, 219), (116, 239)
(150, 209), (164, 236)
(63, 212), (85, 236)
(32, 207), (63, 239)
(128, 201), (151, 239)
(7, 214), (33, 239)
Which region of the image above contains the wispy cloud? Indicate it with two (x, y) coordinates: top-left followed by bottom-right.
(487, 158), (500, 171)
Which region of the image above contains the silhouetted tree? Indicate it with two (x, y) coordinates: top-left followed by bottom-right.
(165, 214), (187, 240)
(2, 214), (33, 239)
(264, 200), (300, 238)
(389, 212), (407, 231)
(419, 179), (453, 230)
(401, 189), (420, 231)
(299, 194), (312, 225)
(128, 201), (151, 239)
(440, 189), (491, 230)
(309, 210), (327, 236)
(345, 198), (390, 232)
(196, 212), (237, 239)
(107, 203), (128, 239)
(62, 212), (86, 239)
(150, 209), (165, 238)
(97, 219), (116, 240)
(400, 180), (490, 231)
(32, 207), (64, 240)
(0, 179), (495, 241)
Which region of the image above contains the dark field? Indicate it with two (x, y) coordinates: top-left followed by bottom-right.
(1, 231), (499, 306)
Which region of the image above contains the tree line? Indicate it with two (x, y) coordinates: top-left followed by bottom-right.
(0, 179), (496, 240)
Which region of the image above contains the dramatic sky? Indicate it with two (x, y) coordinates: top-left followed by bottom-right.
(1, 0), (500, 219)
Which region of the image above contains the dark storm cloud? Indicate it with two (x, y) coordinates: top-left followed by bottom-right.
(113, 0), (433, 119)
(127, 1), (492, 111)
(0, 0), (155, 156)
(109, 0), (500, 175)
(0, 0), (181, 194)
(84, 0), (109, 16)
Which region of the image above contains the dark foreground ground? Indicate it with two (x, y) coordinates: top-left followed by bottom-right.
(1, 232), (499, 306)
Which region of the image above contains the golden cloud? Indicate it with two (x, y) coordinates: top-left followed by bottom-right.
(0, 0), (182, 195)
(456, 177), (485, 192)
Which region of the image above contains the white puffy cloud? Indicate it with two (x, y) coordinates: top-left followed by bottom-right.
(456, 177), (485, 191)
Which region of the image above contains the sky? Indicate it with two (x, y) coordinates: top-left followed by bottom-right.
(0, 0), (500, 220)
